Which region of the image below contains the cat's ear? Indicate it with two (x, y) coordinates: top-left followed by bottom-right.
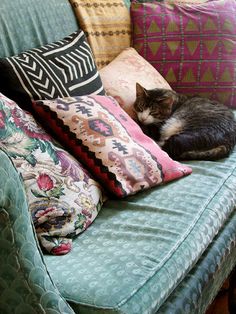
(162, 91), (175, 109)
(162, 97), (174, 107)
(136, 82), (148, 98)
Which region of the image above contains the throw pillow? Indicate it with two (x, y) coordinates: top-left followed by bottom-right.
(0, 30), (105, 112)
(69, 0), (131, 69)
(131, 0), (236, 108)
(32, 95), (192, 198)
(0, 93), (105, 255)
(99, 47), (171, 120)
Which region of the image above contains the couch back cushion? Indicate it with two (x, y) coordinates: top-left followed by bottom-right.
(0, 0), (78, 58)
(131, 0), (236, 108)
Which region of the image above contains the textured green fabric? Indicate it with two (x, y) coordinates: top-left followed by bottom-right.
(0, 149), (75, 314)
(159, 210), (236, 313)
(124, 0), (131, 8)
(44, 146), (236, 313)
(0, 0), (78, 58)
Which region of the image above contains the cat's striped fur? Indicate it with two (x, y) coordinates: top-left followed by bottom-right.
(134, 83), (236, 160)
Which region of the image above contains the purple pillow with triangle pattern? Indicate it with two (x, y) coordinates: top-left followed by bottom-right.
(131, 0), (236, 108)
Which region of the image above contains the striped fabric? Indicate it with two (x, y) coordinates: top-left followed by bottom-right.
(70, 0), (131, 69)
(0, 30), (105, 111)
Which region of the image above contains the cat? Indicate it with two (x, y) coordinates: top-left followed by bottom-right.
(133, 82), (236, 160)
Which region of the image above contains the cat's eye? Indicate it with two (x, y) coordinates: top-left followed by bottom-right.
(136, 104), (144, 112)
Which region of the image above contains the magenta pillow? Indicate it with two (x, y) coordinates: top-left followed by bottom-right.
(33, 95), (192, 198)
(131, 0), (236, 108)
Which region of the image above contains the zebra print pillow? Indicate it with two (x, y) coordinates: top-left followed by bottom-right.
(0, 30), (105, 111)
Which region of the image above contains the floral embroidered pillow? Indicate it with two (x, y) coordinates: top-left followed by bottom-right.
(33, 95), (192, 198)
(0, 93), (105, 255)
(99, 48), (171, 120)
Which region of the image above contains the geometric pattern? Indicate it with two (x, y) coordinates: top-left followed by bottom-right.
(33, 95), (192, 197)
(131, 0), (236, 108)
(69, 0), (131, 69)
(0, 30), (105, 111)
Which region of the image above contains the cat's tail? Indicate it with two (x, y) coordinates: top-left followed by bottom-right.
(179, 146), (230, 160)
(162, 131), (235, 161)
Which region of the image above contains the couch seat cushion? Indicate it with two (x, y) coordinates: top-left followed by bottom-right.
(44, 140), (236, 313)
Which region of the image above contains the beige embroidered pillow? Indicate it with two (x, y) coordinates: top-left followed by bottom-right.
(69, 0), (131, 69)
(99, 48), (171, 119)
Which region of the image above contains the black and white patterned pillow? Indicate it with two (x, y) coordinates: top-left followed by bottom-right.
(0, 30), (105, 111)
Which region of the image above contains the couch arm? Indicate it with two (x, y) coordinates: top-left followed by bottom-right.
(0, 149), (75, 314)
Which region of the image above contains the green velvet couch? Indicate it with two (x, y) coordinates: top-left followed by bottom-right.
(0, 1), (236, 313)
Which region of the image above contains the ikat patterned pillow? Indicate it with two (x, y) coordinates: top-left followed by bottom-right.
(0, 93), (105, 255)
(0, 30), (105, 112)
(131, 0), (236, 108)
(33, 95), (192, 198)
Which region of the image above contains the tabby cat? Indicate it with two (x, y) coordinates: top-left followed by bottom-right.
(134, 83), (236, 160)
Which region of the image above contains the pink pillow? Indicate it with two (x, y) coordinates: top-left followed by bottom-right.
(99, 48), (171, 119)
(131, 0), (236, 108)
(33, 95), (192, 198)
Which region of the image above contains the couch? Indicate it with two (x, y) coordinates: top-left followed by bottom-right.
(0, 0), (236, 313)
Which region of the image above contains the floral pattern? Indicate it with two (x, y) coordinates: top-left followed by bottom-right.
(0, 93), (105, 255)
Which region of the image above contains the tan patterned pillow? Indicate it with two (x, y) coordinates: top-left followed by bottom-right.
(70, 0), (131, 69)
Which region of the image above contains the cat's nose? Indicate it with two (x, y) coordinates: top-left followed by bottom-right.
(138, 110), (150, 123)
(139, 116), (148, 123)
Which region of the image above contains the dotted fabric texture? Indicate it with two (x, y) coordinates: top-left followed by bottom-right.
(131, 0), (236, 108)
(159, 210), (236, 313)
(44, 146), (236, 313)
